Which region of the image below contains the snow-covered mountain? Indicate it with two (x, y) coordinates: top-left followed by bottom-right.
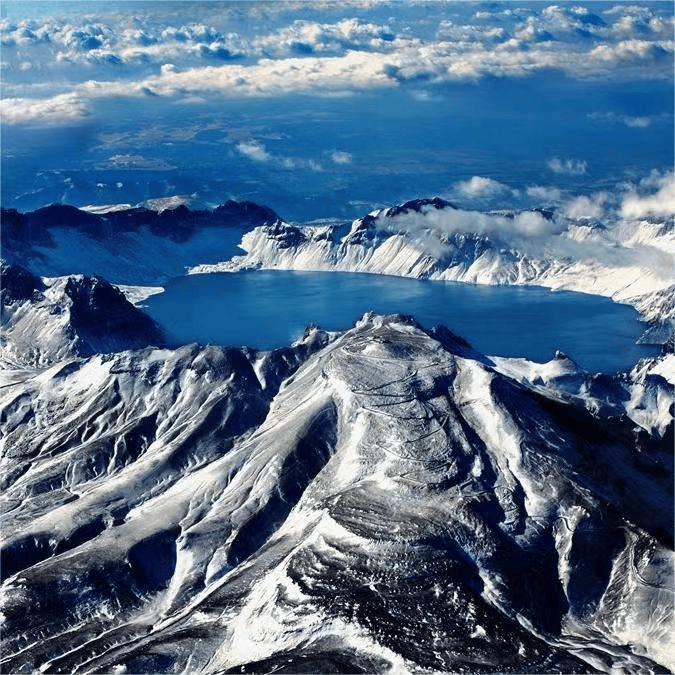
(190, 198), (675, 337)
(1, 198), (673, 674)
(3, 200), (673, 338)
(1, 266), (673, 674)
(1, 201), (279, 285)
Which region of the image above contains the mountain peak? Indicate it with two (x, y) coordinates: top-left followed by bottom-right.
(384, 197), (458, 218)
(1, 265), (165, 365)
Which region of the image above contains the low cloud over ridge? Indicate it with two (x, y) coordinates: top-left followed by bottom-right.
(375, 201), (558, 240)
(620, 172), (675, 219)
(454, 176), (511, 199)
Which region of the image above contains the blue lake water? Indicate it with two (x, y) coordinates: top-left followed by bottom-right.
(145, 270), (659, 373)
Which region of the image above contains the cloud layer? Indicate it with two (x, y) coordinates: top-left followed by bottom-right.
(1, 2), (673, 125)
(1, 93), (88, 125)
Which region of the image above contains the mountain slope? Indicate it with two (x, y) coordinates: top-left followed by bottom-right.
(1, 300), (672, 674)
(0, 201), (279, 285)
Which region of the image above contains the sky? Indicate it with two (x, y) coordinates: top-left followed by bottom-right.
(1, 0), (673, 221)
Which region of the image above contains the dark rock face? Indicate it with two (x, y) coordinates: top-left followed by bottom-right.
(62, 275), (167, 355)
(0, 310), (672, 674)
(222, 646), (392, 674)
(1, 200), (282, 286)
(0, 261), (45, 307)
(384, 197), (458, 218)
(212, 200), (279, 227)
(265, 221), (307, 248)
(1, 200), (280, 248)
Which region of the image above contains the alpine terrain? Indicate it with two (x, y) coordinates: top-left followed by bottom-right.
(0, 199), (673, 674)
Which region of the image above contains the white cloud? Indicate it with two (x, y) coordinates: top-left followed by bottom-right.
(620, 172), (675, 219)
(1, 3), (673, 120)
(589, 38), (671, 65)
(526, 185), (563, 202)
(638, 169), (672, 190)
(410, 89), (444, 102)
(617, 116), (651, 128)
(512, 210), (555, 236)
(563, 192), (608, 220)
(0, 92), (89, 124)
(1, 16), (398, 71)
(454, 176), (511, 199)
(547, 157), (587, 176)
(588, 111), (666, 128)
(330, 151), (352, 165)
(237, 140), (272, 163)
(606, 5), (673, 37)
(604, 5), (651, 17)
(252, 18), (398, 57)
(436, 19), (505, 43)
(376, 201), (558, 240)
(540, 4), (607, 34)
(128, 51), (394, 99)
(236, 139), (323, 172)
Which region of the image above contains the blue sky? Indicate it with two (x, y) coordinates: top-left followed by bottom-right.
(1, 1), (673, 220)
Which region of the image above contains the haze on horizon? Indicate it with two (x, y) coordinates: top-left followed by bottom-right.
(1, 0), (673, 222)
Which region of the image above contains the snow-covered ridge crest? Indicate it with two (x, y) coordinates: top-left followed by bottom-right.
(189, 197), (675, 332)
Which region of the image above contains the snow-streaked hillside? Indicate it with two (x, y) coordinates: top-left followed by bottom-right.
(189, 199), (675, 333)
(1, 268), (673, 673)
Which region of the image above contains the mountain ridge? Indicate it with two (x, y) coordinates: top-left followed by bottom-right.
(2, 200), (673, 341)
(189, 200), (674, 340)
